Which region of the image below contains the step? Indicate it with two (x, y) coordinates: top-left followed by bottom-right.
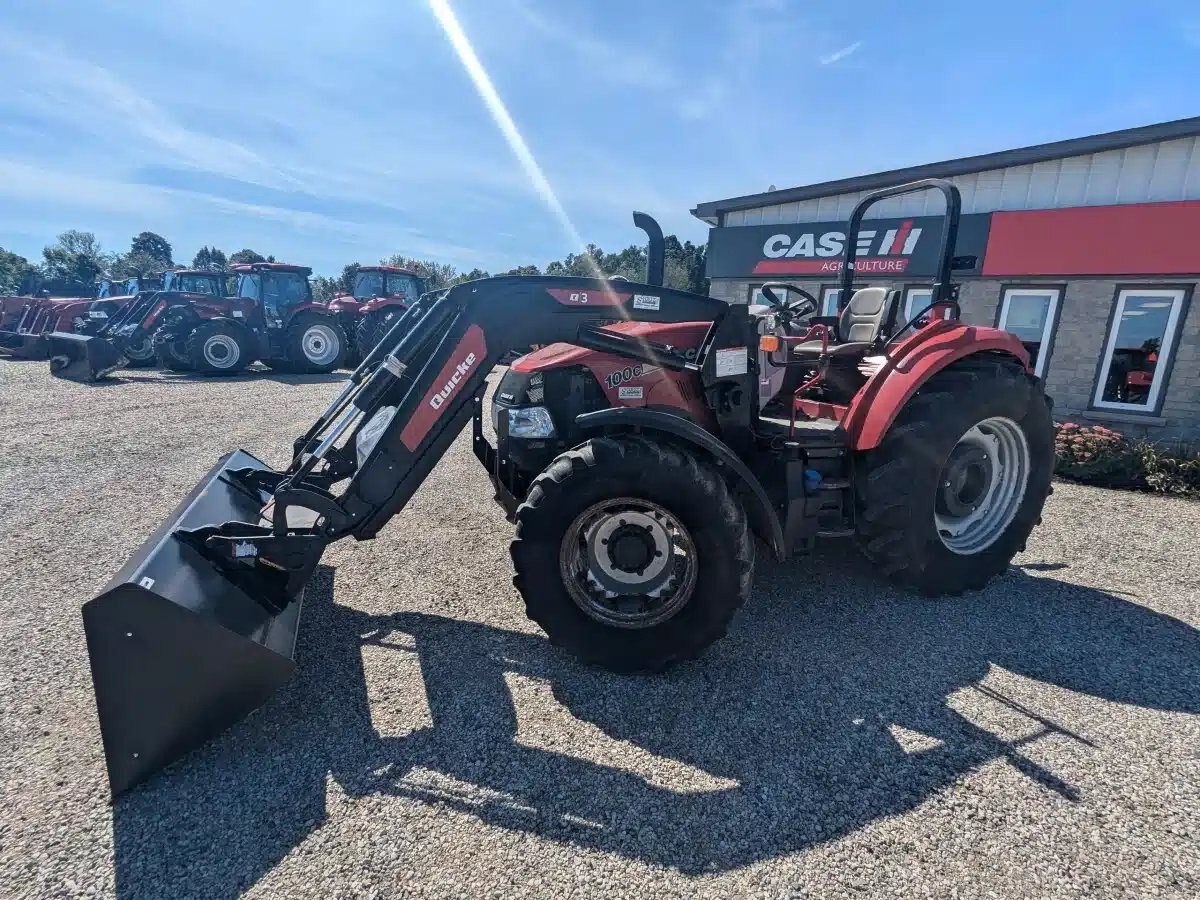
(816, 478), (850, 490)
(817, 527), (855, 538)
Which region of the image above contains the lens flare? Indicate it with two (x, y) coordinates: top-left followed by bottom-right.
(426, 0), (613, 289)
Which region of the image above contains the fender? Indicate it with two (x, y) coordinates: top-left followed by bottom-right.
(575, 407), (787, 560)
(844, 322), (1031, 451)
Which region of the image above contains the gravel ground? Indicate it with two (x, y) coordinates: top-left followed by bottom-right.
(1, 358), (1197, 900)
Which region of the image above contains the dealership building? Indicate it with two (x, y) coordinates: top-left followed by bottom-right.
(693, 117), (1200, 441)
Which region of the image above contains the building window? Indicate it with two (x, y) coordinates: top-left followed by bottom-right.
(749, 284), (790, 307)
(820, 287), (841, 317)
(903, 288), (933, 325)
(997, 287), (1061, 378)
(1093, 288), (1187, 412)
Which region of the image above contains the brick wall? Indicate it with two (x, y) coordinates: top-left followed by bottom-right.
(709, 275), (1200, 442)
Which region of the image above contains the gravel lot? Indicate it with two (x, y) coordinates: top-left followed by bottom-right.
(1, 358), (1198, 900)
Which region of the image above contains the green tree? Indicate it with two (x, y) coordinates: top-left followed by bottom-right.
(116, 251), (167, 278)
(229, 249), (266, 265)
(382, 255), (460, 292)
(192, 246), (229, 271)
(500, 264), (541, 276)
(130, 231), (173, 267)
(40, 230), (112, 295)
(460, 267), (491, 282)
(0, 247), (35, 294)
(340, 262), (361, 293)
(534, 233), (706, 293)
(310, 276), (341, 303)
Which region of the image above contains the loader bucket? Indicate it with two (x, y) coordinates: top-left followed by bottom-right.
(82, 449), (305, 797)
(47, 331), (126, 382)
(0, 331), (50, 359)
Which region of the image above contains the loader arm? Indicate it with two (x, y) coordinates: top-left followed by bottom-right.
(285, 276), (750, 541)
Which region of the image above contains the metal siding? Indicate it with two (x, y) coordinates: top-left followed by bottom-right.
(723, 137), (1200, 226)
(1147, 137), (1191, 200)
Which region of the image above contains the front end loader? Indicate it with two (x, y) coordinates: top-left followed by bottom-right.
(80, 181), (1054, 797)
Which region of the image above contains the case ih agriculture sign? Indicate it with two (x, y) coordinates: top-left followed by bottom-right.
(705, 213), (992, 278)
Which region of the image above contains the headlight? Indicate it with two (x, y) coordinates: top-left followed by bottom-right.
(506, 406), (556, 438)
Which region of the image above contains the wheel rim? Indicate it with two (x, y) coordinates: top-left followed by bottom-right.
(301, 324), (340, 365)
(559, 497), (698, 629)
(125, 337), (153, 361)
(934, 416), (1030, 555)
(202, 334), (240, 368)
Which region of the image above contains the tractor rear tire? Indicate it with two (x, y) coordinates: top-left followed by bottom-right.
(284, 315), (346, 373)
(511, 435), (754, 672)
(355, 310), (399, 360)
(854, 357), (1054, 595)
(186, 320), (251, 376)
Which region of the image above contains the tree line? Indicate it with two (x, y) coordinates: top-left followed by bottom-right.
(1, 229), (707, 299)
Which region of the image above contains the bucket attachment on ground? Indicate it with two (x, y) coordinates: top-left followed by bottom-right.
(0, 331), (50, 359)
(47, 331), (126, 382)
(83, 449), (315, 796)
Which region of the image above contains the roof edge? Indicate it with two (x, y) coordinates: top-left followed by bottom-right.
(692, 116), (1200, 220)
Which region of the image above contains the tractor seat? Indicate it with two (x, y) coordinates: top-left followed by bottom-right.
(791, 287), (898, 359)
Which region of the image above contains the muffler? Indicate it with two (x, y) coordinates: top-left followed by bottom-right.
(47, 332), (126, 382)
(83, 449), (312, 796)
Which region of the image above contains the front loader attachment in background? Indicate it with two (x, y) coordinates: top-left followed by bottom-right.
(83, 449), (309, 796)
(0, 331), (51, 359)
(48, 331), (126, 382)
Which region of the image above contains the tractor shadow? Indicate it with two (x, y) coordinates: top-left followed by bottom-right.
(110, 554), (1200, 896)
(90, 368), (352, 387)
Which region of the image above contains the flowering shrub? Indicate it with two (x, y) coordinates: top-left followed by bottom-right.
(1053, 421), (1199, 497)
(1053, 422), (1140, 487)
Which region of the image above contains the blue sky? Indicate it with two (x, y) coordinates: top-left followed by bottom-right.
(1, 0), (1198, 277)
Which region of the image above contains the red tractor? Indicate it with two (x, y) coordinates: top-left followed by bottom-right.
(78, 270), (227, 367)
(78, 181), (1056, 795)
(0, 291), (95, 360)
(50, 261), (347, 380)
(326, 265), (427, 363)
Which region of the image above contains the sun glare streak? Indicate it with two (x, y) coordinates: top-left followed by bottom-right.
(426, 0), (613, 289)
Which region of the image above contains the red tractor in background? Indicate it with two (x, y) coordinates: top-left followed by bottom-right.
(79, 270), (228, 367)
(326, 265), (427, 363)
(50, 261), (347, 380)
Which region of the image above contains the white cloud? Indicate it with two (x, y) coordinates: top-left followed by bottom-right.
(819, 41), (862, 65)
(0, 29), (297, 192)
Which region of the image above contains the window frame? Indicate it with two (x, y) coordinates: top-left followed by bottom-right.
(747, 283), (791, 308)
(994, 284), (1064, 379)
(901, 285), (934, 325)
(1090, 285), (1191, 416)
(818, 284), (842, 317)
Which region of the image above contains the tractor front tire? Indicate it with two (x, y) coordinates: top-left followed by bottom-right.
(186, 320), (251, 376)
(511, 435), (754, 672)
(355, 310), (399, 360)
(854, 357), (1054, 595)
(122, 336), (157, 368)
(285, 315), (346, 373)
(155, 336), (192, 372)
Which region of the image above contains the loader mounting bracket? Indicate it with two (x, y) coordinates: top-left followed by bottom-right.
(175, 523), (327, 614)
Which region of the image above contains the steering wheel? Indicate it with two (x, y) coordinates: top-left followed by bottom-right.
(759, 283), (818, 324)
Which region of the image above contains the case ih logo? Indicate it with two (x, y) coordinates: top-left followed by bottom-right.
(430, 352), (477, 410)
(757, 221), (922, 275)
